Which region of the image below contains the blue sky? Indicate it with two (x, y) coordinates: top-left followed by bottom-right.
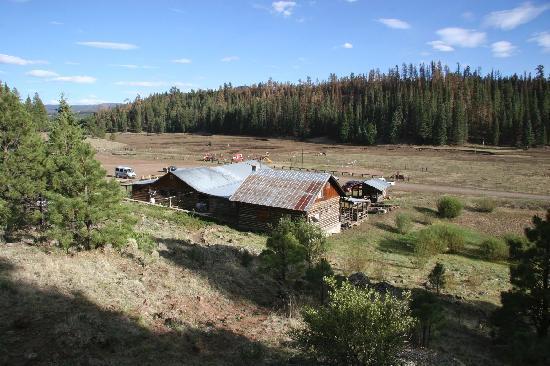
(1, 0), (549, 104)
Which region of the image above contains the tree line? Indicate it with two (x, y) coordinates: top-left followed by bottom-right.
(0, 83), (132, 250)
(87, 62), (549, 147)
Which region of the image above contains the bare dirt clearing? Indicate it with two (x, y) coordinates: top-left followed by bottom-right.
(96, 133), (550, 196)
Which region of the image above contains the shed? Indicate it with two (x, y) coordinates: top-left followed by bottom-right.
(345, 178), (391, 203)
(229, 169), (345, 234)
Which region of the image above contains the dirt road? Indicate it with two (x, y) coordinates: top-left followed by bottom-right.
(393, 182), (550, 202)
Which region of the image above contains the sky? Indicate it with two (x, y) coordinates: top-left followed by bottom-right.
(0, 0), (549, 105)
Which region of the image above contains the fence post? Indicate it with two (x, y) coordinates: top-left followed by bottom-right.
(169, 197), (172, 208)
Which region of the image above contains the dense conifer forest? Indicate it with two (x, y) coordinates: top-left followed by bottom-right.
(88, 62), (549, 146)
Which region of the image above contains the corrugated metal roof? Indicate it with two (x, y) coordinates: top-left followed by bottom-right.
(364, 178), (391, 192)
(132, 178), (158, 185)
(171, 160), (268, 198)
(230, 169), (335, 212)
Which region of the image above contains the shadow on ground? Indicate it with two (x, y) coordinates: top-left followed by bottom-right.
(0, 256), (289, 366)
(155, 237), (280, 308)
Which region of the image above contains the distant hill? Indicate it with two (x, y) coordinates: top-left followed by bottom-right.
(46, 103), (120, 116)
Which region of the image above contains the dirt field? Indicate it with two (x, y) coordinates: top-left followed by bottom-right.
(94, 133), (550, 197)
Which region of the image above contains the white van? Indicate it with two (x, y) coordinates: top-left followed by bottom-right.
(115, 166), (136, 179)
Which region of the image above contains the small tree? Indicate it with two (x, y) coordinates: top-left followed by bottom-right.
(261, 217), (307, 284)
(428, 262), (446, 294)
(437, 196), (463, 218)
(45, 98), (134, 250)
(293, 218), (327, 267)
(293, 277), (415, 366)
(411, 292), (445, 347)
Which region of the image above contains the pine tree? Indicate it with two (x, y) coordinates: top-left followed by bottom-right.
(0, 85), (46, 237)
(388, 108), (403, 143)
(45, 98), (134, 250)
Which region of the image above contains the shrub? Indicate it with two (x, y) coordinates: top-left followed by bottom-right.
(414, 227), (446, 258)
(395, 213), (413, 234)
(480, 238), (508, 261)
(475, 198), (497, 213)
(436, 224), (465, 254)
(437, 196), (463, 218)
(133, 232), (156, 254)
(293, 277), (415, 366)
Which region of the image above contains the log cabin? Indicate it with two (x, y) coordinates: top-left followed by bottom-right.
(229, 169), (345, 234)
(131, 160), (269, 223)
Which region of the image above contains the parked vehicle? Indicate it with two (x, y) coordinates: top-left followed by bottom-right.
(115, 166), (136, 179)
(232, 153), (244, 163)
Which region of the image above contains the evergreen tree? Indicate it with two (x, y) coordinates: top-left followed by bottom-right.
(0, 85), (46, 237)
(260, 217), (307, 284)
(45, 98), (134, 250)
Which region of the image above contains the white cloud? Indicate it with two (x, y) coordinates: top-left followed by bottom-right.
(462, 11), (475, 21)
(0, 53), (47, 65)
(26, 69), (59, 78)
(65, 61), (80, 65)
(427, 40), (455, 52)
(74, 95), (109, 105)
(272, 1), (296, 17)
(112, 64), (139, 69)
(433, 27), (486, 49)
(115, 81), (195, 89)
(115, 81), (166, 87)
(76, 41), (138, 50)
(377, 18), (410, 29)
(221, 56), (240, 62)
(172, 58), (192, 64)
(485, 2), (550, 30)
(342, 42), (353, 49)
(49, 21), (63, 25)
(437, 28), (486, 47)
(529, 31), (550, 52)
(26, 69), (96, 83)
(491, 41), (516, 58)
(54, 76), (96, 83)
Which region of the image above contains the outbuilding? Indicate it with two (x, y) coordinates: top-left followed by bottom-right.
(229, 169), (345, 234)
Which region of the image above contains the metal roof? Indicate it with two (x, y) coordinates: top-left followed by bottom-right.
(171, 160), (268, 198)
(363, 178), (391, 192)
(230, 169), (339, 212)
(132, 178), (158, 186)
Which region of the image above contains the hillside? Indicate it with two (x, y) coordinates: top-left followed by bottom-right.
(88, 63), (549, 148)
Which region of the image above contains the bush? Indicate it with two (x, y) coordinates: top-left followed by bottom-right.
(413, 224), (466, 261)
(293, 277), (415, 366)
(475, 198), (497, 213)
(133, 232), (156, 254)
(414, 226), (446, 258)
(437, 196), (463, 218)
(480, 238), (508, 261)
(395, 213), (413, 234)
(436, 224), (465, 254)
